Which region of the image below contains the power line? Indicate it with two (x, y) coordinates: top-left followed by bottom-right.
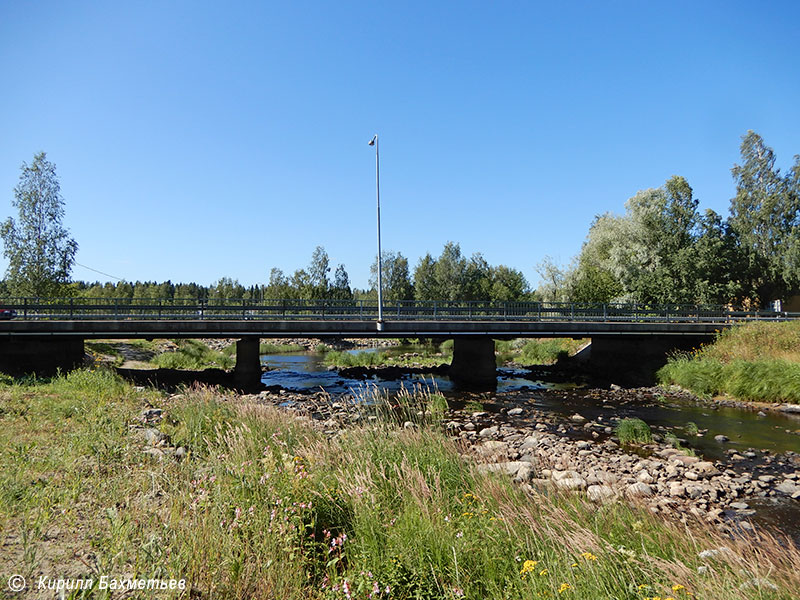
(74, 262), (124, 282)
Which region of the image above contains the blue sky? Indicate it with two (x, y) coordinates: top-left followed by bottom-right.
(1, 1), (798, 290)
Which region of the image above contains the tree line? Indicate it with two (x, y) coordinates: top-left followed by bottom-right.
(2, 132), (798, 307)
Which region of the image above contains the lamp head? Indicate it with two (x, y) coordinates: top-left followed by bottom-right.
(368, 134), (377, 146)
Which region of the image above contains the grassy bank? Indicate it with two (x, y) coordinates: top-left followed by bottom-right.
(497, 338), (588, 366)
(152, 339), (236, 370)
(1, 370), (797, 599)
(658, 320), (800, 403)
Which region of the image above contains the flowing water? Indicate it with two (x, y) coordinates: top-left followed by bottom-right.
(260, 349), (800, 543)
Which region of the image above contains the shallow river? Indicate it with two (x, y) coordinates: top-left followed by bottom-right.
(260, 349), (800, 544)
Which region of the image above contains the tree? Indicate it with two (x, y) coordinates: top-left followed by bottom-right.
(308, 246), (331, 299)
(1, 152), (78, 297)
(413, 253), (438, 301)
(434, 242), (467, 301)
(729, 131), (800, 304)
(370, 251), (414, 302)
(331, 264), (352, 300)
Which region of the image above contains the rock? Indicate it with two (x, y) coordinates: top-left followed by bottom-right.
(684, 471), (699, 481)
(464, 422), (476, 431)
(636, 470), (655, 484)
(694, 461), (721, 477)
(776, 481), (799, 495)
(570, 413), (587, 423)
(479, 426), (499, 438)
(475, 440), (509, 460)
(779, 404), (800, 414)
(626, 482), (653, 498)
(175, 446), (187, 461)
(714, 434), (729, 443)
(142, 447), (165, 459)
(730, 501), (749, 510)
(507, 407), (524, 417)
(555, 477), (587, 491)
(144, 428), (168, 446)
(757, 474), (776, 483)
(669, 483), (686, 497)
(587, 485), (616, 503)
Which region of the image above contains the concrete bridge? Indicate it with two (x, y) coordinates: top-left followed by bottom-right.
(0, 298), (794, 388)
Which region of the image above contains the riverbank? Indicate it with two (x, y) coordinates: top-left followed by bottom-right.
(658, 320), (800, 404)
(1, 370), (797, 599)
(252, 384), (800, 536)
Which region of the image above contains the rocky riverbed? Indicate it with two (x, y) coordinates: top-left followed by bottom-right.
(229, 384), (800, 540)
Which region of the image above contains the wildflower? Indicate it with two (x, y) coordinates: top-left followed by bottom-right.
(671, 585), (685, 592)
(539, 569), (549, 576)
(558, 583), (571, 593)
(579, 552), (597, 561)
(520, 560), (538, 575)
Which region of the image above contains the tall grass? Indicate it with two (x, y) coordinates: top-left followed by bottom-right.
(152, 339), (235, 370)
(324, 350), (388, 367)
(615, 418), (653, 445)
(514, 338), (586, 365)
(1, 371), (798, 599)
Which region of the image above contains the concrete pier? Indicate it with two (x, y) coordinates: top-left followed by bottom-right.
(0, 337), (85, 376)
(449, 337), (497, 388)
(233, 337), (262, 389)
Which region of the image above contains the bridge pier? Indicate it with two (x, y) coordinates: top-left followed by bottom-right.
(449, 337), (497, 388)
(0, 337), (85, 376)
(588, 335), (705, 384)
(233, 337), (263, 389)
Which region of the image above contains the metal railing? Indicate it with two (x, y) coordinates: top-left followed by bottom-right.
(0, 298), (796, 323)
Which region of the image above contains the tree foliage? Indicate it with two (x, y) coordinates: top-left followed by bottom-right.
(1, 152), (78, 297)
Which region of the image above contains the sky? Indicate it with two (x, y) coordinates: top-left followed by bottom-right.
(1, 1), (799, 290)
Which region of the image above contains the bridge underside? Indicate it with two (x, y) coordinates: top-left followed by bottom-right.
(0, 320), (719, 388)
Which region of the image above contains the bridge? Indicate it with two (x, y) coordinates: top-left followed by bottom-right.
(0, 298), (794, 387)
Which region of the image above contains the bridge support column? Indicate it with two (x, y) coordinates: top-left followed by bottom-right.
(588, 335), (705, 384)
(0, 337), (85, 376)
(449, 337), (496, 388)
(234, 337), (262, 389)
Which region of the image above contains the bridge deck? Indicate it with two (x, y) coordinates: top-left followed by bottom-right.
(0, 318), (735, 339)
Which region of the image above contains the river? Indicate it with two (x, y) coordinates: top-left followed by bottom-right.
(259, 348), (800, 544)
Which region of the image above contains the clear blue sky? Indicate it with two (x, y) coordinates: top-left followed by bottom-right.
(1, 1), (798, 290)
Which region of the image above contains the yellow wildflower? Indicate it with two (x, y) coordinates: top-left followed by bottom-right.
(520, 560), (538, 575)
(671, 584), (685, 592)
(539, 569), (549, 576)
(580, 551), (598, 561)
(558, 583), (571, 593)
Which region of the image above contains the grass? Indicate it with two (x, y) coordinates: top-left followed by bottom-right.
(510, 338), (588, 366)
(151, 339), (235, 370)
(1, 369), (798, 599)
(658, 321), (800, 404)
(615, 418), (653, 445)
(260, 342), (307, 354)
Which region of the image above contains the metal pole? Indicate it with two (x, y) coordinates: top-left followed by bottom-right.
(371, 134), (384, 331)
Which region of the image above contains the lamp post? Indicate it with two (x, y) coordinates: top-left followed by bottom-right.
(368, 134), (383, 331)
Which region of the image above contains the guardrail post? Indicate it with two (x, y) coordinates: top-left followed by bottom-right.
(69, 298), (73, 319)
(433, 302), (437, 319)
(603, 303), (607, 321)
(359, 300), (363, 319)
(158, 300), (162, 320)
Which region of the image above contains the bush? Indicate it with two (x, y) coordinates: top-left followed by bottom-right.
(152, 340), (235, 370)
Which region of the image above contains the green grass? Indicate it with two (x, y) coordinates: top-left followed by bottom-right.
(151, 339), (235, 370)
(658, 321), (800, 404)
(615, 418), (653, 445)
(511, 338), (587, 365)
(259, 342), (306, 354)
(324, 350), (389, 367)
(1, 370), (797, 599)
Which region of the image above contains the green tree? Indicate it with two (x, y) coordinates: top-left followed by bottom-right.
(729, 131), (800, 304)
(434, 241), (467, 301)
(1, 152), (78, 297)
(413, 253), (438, 301)
(331, 264), (352, 300)
(308, 246), (331, 299)
(370, 251), (414, 302)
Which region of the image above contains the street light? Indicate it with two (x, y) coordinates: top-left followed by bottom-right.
(368, 134), (383, 331)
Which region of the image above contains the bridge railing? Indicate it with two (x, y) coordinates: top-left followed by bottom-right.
(0, 298), (795, 322)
